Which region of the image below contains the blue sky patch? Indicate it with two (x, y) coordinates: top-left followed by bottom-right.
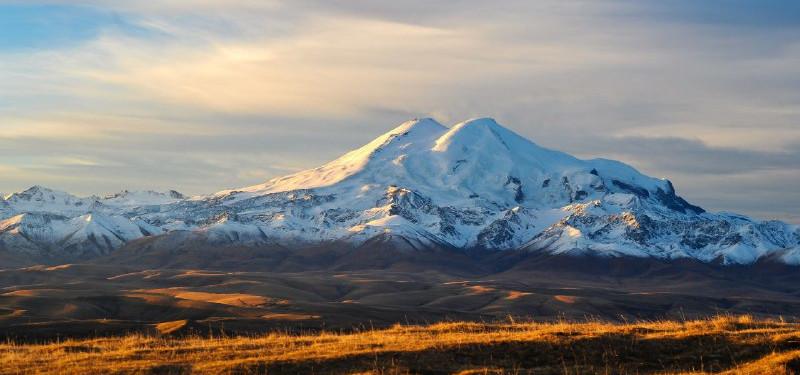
(0, 4), (154, 50)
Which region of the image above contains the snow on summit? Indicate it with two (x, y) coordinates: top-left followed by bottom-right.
(228, 118), (449, 196)
(1, 117), (798, 265)
(227, 117), (667, 207)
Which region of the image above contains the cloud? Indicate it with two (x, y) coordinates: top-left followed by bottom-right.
(568, 136), (800, 175)
(0, 1), (798, 223)
(7, 15), (635, 118)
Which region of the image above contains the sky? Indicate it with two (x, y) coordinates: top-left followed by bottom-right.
(0, 1), (798, 223)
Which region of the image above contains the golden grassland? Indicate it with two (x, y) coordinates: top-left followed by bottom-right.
(2, 315), (800, 374)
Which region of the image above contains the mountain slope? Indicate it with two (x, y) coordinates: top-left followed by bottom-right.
(0, 117), (797, 265)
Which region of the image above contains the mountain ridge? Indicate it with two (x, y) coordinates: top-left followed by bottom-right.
(1, 117), (797, 266)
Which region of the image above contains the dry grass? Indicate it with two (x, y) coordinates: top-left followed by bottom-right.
(130, 288), (276, 307)
(2, 315), (800, 374)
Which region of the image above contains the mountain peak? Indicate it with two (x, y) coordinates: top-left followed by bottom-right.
(9, 185), (76, 202)
(358, 117), (446, 157)
(388, 117), (446, 135)
(433, 117), (514, 152)
(231, 118), (449, 195)
(21, 185), (59, 194)
(458, 117), (501, 128)
(444, 118), (509, 139)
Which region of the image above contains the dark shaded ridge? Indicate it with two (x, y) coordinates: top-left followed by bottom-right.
(611, 179), (650, 198)
(656, 180), (705, 214)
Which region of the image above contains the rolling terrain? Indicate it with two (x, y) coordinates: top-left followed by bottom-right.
(2, 255), (800, 339)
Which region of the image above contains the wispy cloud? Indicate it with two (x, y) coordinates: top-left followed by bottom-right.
(0, 1), (798, 222)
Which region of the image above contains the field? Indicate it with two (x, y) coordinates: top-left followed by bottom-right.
(2, 315), (800, 374)
(3, 262), (800, 373)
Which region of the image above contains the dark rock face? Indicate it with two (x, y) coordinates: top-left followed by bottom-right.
(319, 208), (358, 227)
(610, 179), (703, 215)
(504, 176), (524, 203)
(452, 159), (467, 173)
(654, 181), (705, 214)
(477, 219), (515, 248)
(477, 208), (529, 249)
(611, 180), (650, 198)
(574, 190), (588, 201)
(168, 190), (186, 199)
(379, 187), (436, 223)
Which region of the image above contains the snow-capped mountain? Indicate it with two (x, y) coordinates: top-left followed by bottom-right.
(101, 190), (186, 208)
(0, 186), (183, 259)
(3, 186), (102, 217)
(1, 118), (798, 265)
